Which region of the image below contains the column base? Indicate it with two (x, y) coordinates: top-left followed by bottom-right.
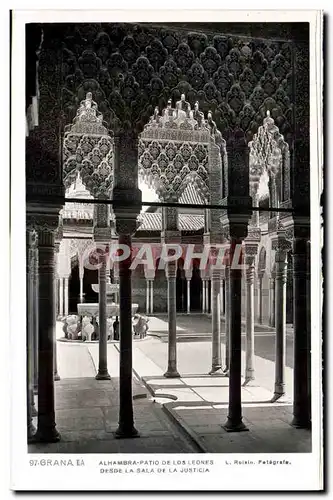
(270, 392), (286, 403)
(208, 366), (224, 376)
(291, 416), (311, 430)
(54, 373), (61, 381)
(95, 371), (111, 380)
(222, 418), (249, 433)
(164, 369), (180, 378)
(28, 422), (36, 441)
(31, 404), (38, 417)
(222, 368), (229, 377)
(243, 373), (255, 386)
(115, 424), (140, 439)
(34, 426), (61, 443)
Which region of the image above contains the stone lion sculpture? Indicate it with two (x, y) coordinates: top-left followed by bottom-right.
(133, 314), (149, 339)
(81, 316), (94, 342)
(66, 315), (80, 340)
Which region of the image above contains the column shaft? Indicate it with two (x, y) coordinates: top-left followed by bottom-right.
(79, 267), (84, 302)
(273, 248), (287, 399)
(257, 277), (263, 324)
(223, 239), (248, 432)
(26, 231), (36, 440)
(164, 261), (180, 378)
(224, 266), (230, 373)
(292, 238), (311, 427)
(209, 271), (222, 374)
(269, 277), (276, 327)
(187, 279), (191, 314)
(35, 228), (60, 442)
(245, 261), (255, 382)
(202, 280), (206, 313)
(146, 279), (149, 315)
(96, 257), (110, 380)
(150, 280), (154, 314)
(59, 278), (64, 317)
(116, 233), (138, 437)
(33, 246), (39, 392)
(64, 277), (69, 316)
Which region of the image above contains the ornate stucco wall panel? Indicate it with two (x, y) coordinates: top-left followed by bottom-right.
(58, 24), (294, 143)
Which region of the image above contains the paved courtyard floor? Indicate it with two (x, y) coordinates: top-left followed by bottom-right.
(29, 315), (310, 454)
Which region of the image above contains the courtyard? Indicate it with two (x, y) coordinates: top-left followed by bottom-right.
(29, 314), (311, 454)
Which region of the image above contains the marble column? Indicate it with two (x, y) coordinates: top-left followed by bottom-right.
(26, 230), (36, 440)
(33, 216), (60, 443)
(209, 269), (222, 374)
(257, 275), (263, 324)
(116, 230), (138, 437)
(150, 280), (154, 314)
(220, 279), (224, 317)
(79, 265), (84, 303)
(223, 236), (248, 432)
(53, 245), (61, 382)
(202, 280), (206, 313)
(292, 235), (311, 428)
(113, 130), (142, 438)
(33, 244), (39, 393)
(164, 261), (180, 378)
(96, 255), (110, 380)
(223, 265), (230, 374)
(146, 279), (150, 315)
(186, 279), (191, 314)
(59, 278), (64, 317)
(272, 234), (289, 401)
(244, 254), (255, 383)
(269, 274), (276, 327)
(64, 277), (69, 317)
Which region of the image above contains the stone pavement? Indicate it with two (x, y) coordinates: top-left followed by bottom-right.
(28, 321), (198, 453)
(128, 316), (311, 453)
(29, 317), (311, 454)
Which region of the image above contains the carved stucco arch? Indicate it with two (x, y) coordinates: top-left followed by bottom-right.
(248, 110), (290, 211)
(28, 23), (304, 211)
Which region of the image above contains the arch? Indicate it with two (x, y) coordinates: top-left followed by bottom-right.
(138, 96), (221, 204)
(258, 246), (267, 275)
(248, 110), (290, 210)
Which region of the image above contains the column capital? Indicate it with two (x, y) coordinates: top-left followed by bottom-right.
(245, 226), (261, 243)
(115, 217), (138, 236)
(161, 230), (181, 245)
(272, 232), (291, 262)
(166, 261), (177, 279)
(244, 242), (259, 257)
(26, 211), (60, 235)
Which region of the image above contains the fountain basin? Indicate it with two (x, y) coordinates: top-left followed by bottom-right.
(77, 302), (139, 318)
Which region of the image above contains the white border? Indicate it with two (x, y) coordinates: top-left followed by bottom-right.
(9, 9), (323, 492)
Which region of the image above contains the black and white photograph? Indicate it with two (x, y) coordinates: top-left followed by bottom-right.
(9, 8), (323, 492)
